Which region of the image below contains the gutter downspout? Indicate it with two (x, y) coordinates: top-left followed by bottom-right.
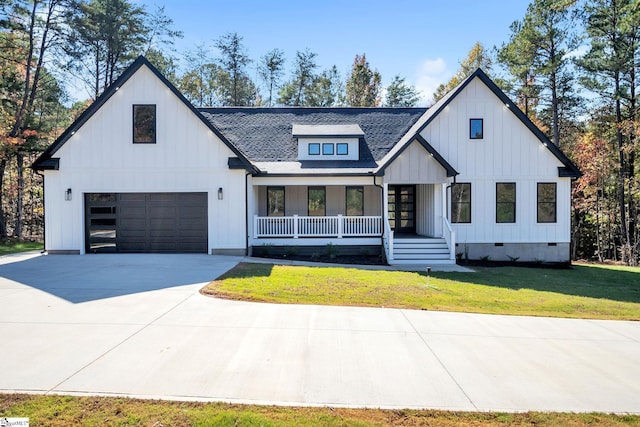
(35, 170), (46, 254)
(245, 171), (251, 256)
(372, 173), (385, 258)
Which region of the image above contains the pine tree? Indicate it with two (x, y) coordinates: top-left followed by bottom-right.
(258, 49), (285, 107)
(345, 54), (381, 107)
(385, 76), (421, 107)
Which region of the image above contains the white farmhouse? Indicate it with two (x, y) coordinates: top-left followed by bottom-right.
(33, 57), (580, 264)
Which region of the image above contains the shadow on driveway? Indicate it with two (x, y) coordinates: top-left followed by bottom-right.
(0, 253), (241, 304)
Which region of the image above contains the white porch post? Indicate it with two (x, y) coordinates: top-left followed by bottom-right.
(442, 183), (447, 224)
(337, 214), (343, 238)
(293, 214), (299, 238)
(383, 182), (389, 225)
(253, 214), (258, 239)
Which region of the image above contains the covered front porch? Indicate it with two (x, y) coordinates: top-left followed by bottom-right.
(248, 179), (455, 264)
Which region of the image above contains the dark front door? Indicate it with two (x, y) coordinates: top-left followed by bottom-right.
(388, 185), (416, 234)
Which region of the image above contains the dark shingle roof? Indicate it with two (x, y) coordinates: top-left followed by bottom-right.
(198, 107), (427, 163)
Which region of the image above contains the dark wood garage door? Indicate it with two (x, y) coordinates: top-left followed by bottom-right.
(85, 192), (207, 253)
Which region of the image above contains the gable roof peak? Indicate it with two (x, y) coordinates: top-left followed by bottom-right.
(32, 55), (257, 173)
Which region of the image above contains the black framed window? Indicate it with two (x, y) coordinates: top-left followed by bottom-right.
(322, 143), (334, 155)
(451, 183), (471, 223)
(537, 183), (557, 223)
(133, 104), (156, 143)
(470, 118), (483, 139)
(308, 186), (326, 216)
(337, 143), (348, 155)
(308, 143), (320, 155)
(496, 183), (516, 223)
(267, 187), (285, 217)
(346, 186), (364, 216)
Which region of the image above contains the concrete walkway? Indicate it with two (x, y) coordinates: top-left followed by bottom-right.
(0, 253), (638, 413)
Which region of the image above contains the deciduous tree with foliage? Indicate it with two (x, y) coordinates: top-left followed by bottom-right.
(433, 41), (492, 102)
(578, 0), (640, 263)
(0, 0), (68, 239)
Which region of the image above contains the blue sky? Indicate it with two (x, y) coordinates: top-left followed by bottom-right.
(135, 0), (531, 105)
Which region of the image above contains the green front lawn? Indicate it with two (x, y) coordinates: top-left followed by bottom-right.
(2, 394), (639, 426)
(203, 262), (640, 320)
(0, 240), (43, 256)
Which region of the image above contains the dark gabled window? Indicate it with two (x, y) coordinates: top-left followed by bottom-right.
(322, 143), (334, 155)
(308, 186), (326, 216)
(496, 183), (516, 223)
(267, 187), (285, 217)
(133, 104), (156, 143)
(451, 183), (471, 223)
(346, 186), (364, 216)
(470, 118), (483, 139)
(337, 143), (348, 155)
(537, 183), (557, 223)
(308, 143), (320, 155)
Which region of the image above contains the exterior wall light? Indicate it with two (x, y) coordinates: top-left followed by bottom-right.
(218, 187), (223, 200)
(65, 188), (72, 201)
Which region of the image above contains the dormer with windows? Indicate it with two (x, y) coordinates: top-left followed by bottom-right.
(293, 124), (362, 161)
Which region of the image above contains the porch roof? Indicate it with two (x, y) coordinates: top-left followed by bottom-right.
(253, 160), (377, 176)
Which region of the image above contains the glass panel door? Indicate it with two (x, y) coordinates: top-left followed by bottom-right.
(388, 185), (415, 233)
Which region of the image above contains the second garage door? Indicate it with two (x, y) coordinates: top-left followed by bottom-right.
(85, 192), (208, 253)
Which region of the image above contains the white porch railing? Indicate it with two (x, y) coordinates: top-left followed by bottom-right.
(442, 216), (456, 260)
(254, 215), (382, 238)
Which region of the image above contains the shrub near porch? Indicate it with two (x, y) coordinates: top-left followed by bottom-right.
(203, 263), (640, 320)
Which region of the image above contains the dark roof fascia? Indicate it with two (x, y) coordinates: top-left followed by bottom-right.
(376, 134), (458, 177)
(406, 68), (581, 179)
(294, 134), (362, 139)
(34, 158), (59, 170)
(253, 172), (376, 178)
(32, 56), (258, 174)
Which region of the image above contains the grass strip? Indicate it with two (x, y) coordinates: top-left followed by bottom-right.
(203, 262), (640, 320)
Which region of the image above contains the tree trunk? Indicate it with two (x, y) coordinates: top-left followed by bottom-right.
(15, 152), (24, 239)
(614, 74), (629, 262)
(0, 158), (8, 240)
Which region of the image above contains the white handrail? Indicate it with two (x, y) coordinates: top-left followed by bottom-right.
(442, 216), (456, 260)
(382, 220), (394, 263)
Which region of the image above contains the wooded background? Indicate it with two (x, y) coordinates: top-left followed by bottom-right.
(1, 0), (638, 263)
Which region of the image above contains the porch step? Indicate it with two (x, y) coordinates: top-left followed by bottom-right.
(392, 237), (454, 264)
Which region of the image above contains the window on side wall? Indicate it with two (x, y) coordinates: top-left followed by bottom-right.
(267, 187), (285, 217)
(133, 104), (156, 143)
(470, 118), (483, 139)
(451, 183), (471, 223)
(346, 186), (364, 216)
(537, 183), (557, 223)
(308, 186), (326, 216)
(496, 183), (516, 223)
(308, 143), (320, 155)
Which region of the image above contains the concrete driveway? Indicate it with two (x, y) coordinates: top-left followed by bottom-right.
(0, 253), (639, 413)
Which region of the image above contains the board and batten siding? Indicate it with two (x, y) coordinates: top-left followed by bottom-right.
(419, 77), (571, 244)
(384, 141), (448, 184)
(43, 65), (246, 254)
